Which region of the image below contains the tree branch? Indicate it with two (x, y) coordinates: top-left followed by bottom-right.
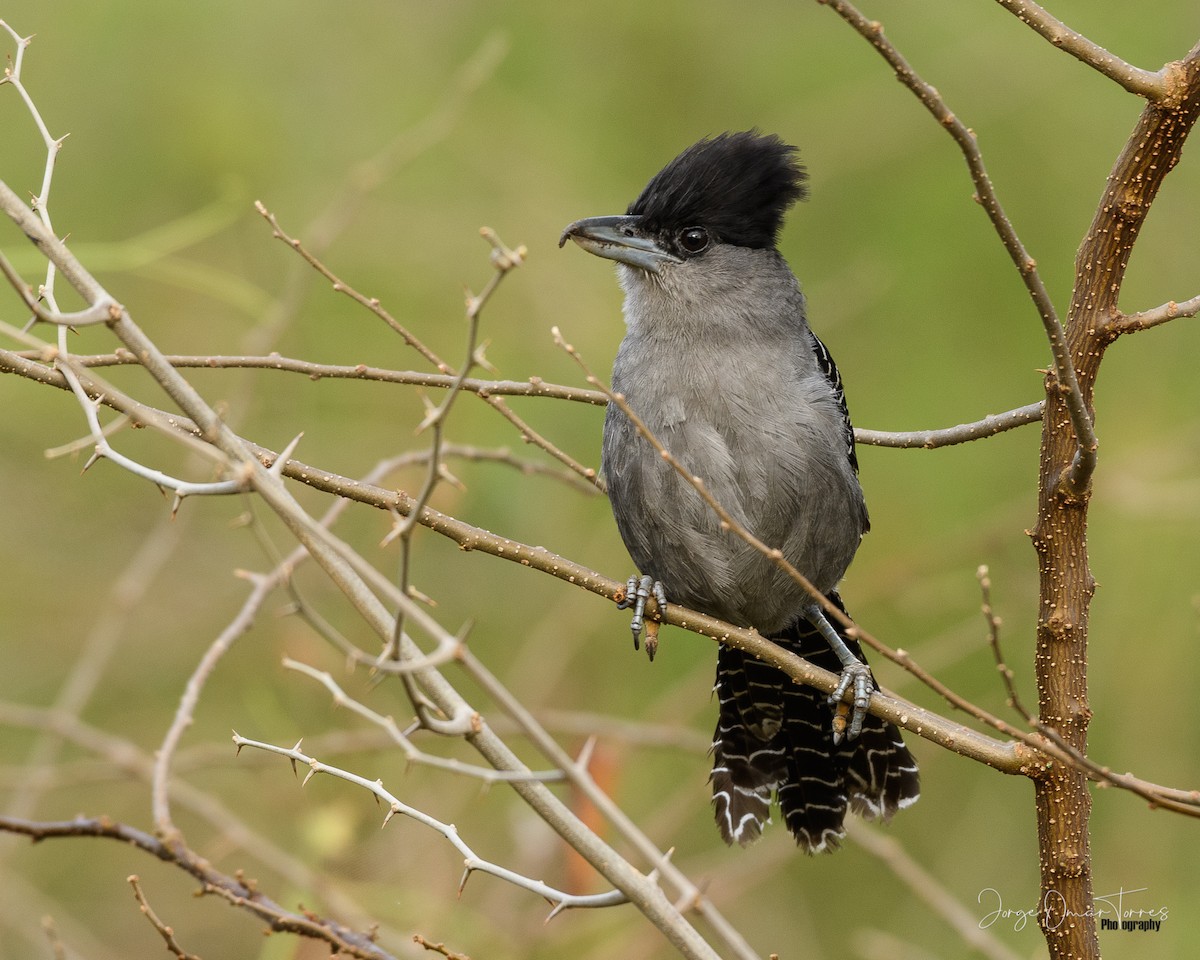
(854, 401), (1043, 448)
(1107, 292), (1200, 336)
(991, 0), (1168, 100)
(13, 342), (1049, 451)
(1028, 36), (1200, 960)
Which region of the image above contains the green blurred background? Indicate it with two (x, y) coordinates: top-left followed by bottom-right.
(0, 2), (1197, 958)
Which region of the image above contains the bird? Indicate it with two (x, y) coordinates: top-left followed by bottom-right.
(559, 130), (919, 852)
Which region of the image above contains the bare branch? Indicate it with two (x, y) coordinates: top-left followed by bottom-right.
(384, 227), (525, 662)
(1107, 292), (1200, 336)
(44, 349), (609, 405)
(56, 357), (242, 503)
(0, 249), (118, 325)
(979, 568), (1200, 818)
(991, 0), (1168, 100)
(152, 571), (278, 841)
(281, 657), (565, 784)
(817, 0), (1097, 495)
(855, 401), (1043, 449)
(16, 345), (1045, 450)
(0, 816), (399, 960)
(128, 875), (202, 960)
(256, 203), (603, 489)
(846, 820), (1025, 960)
(9, 315), (1185, 810)
(413, 934), (471, 960)
(0, 20), (67, 238)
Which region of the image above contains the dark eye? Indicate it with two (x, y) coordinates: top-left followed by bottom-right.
(678, 227), (710, 254)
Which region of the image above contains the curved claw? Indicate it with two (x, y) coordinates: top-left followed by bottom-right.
(800, 602), (875, 743)
(617, 574), (666, 660)
(828, 661), (873, 743)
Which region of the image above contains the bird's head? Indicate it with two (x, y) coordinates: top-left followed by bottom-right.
(559, 130), (807, 277)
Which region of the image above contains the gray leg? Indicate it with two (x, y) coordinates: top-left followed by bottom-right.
(617, 574), (666, 660)
(801, 603), (873, 743)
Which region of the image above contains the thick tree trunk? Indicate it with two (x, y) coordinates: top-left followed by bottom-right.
(1032, 52), (1200, 960)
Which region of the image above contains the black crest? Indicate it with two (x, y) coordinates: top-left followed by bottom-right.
(627, 130), (808, 250)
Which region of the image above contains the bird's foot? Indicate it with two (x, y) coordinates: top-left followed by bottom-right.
(617, 574), (666, 661)
(801, 601), (874, 743)
(828, 660), (873, 744)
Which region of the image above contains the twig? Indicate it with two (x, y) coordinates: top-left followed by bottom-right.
(1107, 293), (1200, 336)
(56, 357), (244, 509)
(255, 204), (603, 489)
(854, 401), (1043, 449)
(0, 816), (399, 960)
(152, 570), (280, 841)
(0, 249), (118, 325)
(43, 349), (608, 405)
(0, 20), (66, 243)
(978, 565), (1028, 718)
(384, 227), (525, 663)
(991, 0), (1167, 100)
(817, 0), (1097, 496)
(845, 820), (1024, 960)
(978, 568), (1200, 817)
(7, 343), (1045, 451)
(281, 657), (565, 784)
(413, 934), (471, 960)
(128, 875), (202, 960)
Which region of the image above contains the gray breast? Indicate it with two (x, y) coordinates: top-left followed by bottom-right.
(602, 334), (867, 635)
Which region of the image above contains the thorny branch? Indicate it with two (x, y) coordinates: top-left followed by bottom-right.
(243, 457), (761, 960)
(281, 657), (567, 784)
(231, 735), (630, 918)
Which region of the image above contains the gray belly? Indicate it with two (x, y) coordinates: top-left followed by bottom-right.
(602, 394), (866, 635)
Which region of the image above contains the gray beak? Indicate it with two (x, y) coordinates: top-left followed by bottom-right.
(558, 215), (681, 275)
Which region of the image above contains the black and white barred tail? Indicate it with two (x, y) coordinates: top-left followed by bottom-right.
(709, 592), (919, 852)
